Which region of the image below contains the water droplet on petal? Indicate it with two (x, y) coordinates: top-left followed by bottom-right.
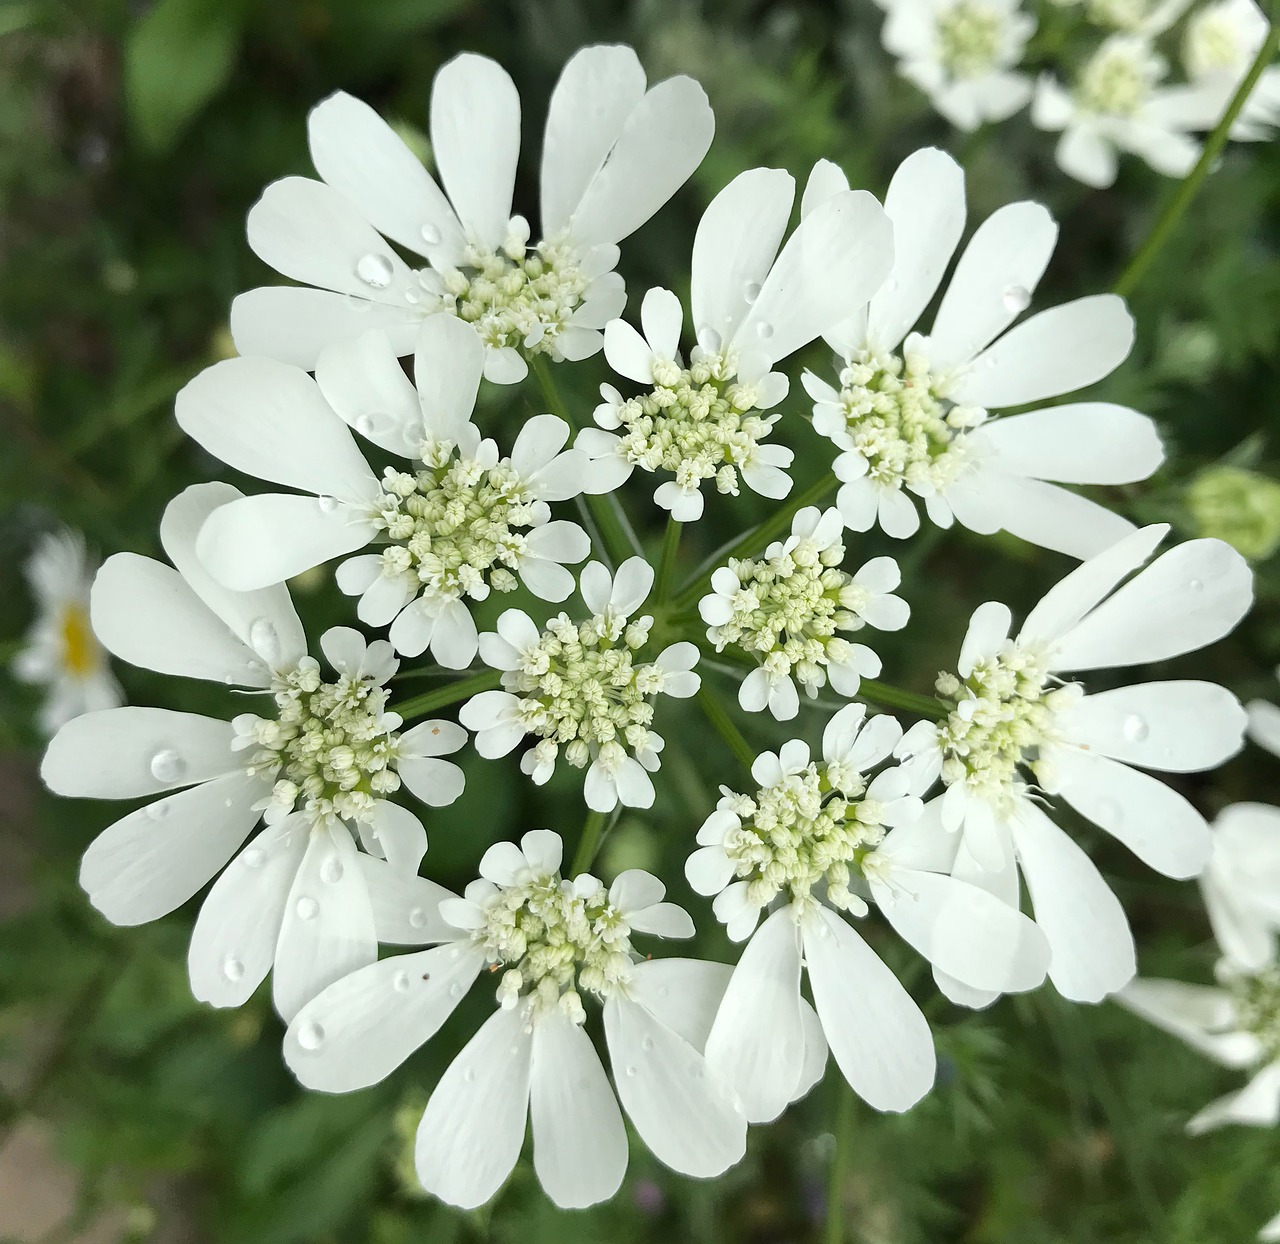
(296, 896), (319, 921)
(408, 907), (426, 928)
(420, 223), (442, 246)
(320, 857), (344, 884)
(297, 1021), (325, 1050)
(755, 321), (774, 340)
(742, 281), (761, 303)
(150, 748), (185, 783)
(404, 288), (420, 306)
(449, 982), (463, 998)
(355, 415), (376, 437)
(463, 1067), (477, 1083)
(248, 617), (280, 664)
(242, 847), (265, 869)
(317, 495), (339, 514)
(1002, 285), (1031, 313)
(223, 955), (244, 983)
(146, 801), (169, 821)
(641, 1036), (654, 1053)
(393, 971), (410, 992)
(1189, 578), (1204, 592)
(356, 253), (394, 289)
(625, 1065), (638, 1078)
(1122, 714), (1149, 742)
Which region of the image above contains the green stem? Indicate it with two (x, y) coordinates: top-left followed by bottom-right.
(653, 515), (682, 606)
(695, 687), (756, 772)
(824, 1081), (856, 1244)
(571, 809), (609, 876)
(1114, 14), (1280, 299)
(672, 473), (838, 612)
(528, 353), (635, 568)
(858, 678), (948, 721)
(394, 668), (501, 721)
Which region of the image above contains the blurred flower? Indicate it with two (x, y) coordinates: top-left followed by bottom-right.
(1187, 464), (1280, 562)
(699, 506), (908, 720)
(576, 167), (892, 521)
(230, 46), (714, 378)
(1203, 803), (1280, 971)
(176, 317), (597, 669)
(283, 830), (748, 1208)
(879, 0), (1036, 131)
(897, 524), (1251, 1005)
(805, 148), (1161, 556)
(462, 559), (700, 812)
(1248, 669), (1280, 757)
(1182, 0), (1280, 140)
(40, 484), (461, 1020)
(14, 528), (121, 736)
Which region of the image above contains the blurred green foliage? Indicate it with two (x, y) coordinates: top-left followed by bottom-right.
(2, 0), (1279, 1241)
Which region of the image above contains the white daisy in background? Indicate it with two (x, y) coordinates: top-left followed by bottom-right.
(803, 148), (1162, 557)
(698, 506), (909, 720)
(1249, 667), (1280, 755)
(1182, 0), (1280, 140)
(460, 558), (700, 812)
(177, 316), (595, 669)
(1203, 803), (1280, 971)
(231, 44), (714, 379)
(13, 528), (122, 735)
(685, 705), (1049, 1121)
(880, 0), (1037, 131)
(283, 830), (764, 1208)
(39, 484), (466, 1021)
(895, 524), (1252, 1005)
(575, 165), (894, 521)
(1031, 34), (1212, 187)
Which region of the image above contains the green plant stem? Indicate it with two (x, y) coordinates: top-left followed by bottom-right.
(571, 809), (609, 876)
(825, 1081), (856, 1244)
(858, 677), (948, 721)
(1114, 13), (1280, 299)
(528, 353), (636, 567)
(394, 668), (501, 720)
(653, 515), (682, 605)
(672, 473), (838, 612)
(695, 686), (756, 771)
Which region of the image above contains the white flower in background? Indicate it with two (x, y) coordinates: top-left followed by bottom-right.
(1077, 0), (1192, 33)
(1249, 668), (1280, 755)
(698, 506), (909, 720)
(686, 705), (1048, 1121)
(284, 831), (755, 1208)
(13, 528), (121, 735)
(231, 45), (714, 379)
(177, 317), (595, 669)
(1031, 35), (1211, 187)
(880, 0), (1037, 131)
(1183, 0), (1280, 140)
(576, 166), (894, 521)
(1203, 803), (1280, 971)
(803, 149), (1161, 557)
(40, 484), (466, 1020)
(461, 559), (700, 812)
(896, 524), (1252, 1005)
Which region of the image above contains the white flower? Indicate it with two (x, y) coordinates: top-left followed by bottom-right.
(1182, 0), (1280, 141)
(1203, 803), (1280, 971)
(39, 484), (466, 1020)
(1074, 0), (1192, 33)
(230, 45), (714, 379)
(1031, 35), (1211, 187)
(1249, 669), (1280, 756)
(881, 0), (1037, 131)
(283, 830), (750, 1208)
(177, 317), (594, 669)
(896, 524), (1252, 1005)
(575, 165), (893, 521)
(13, 528), (121, 735)
(461, 558), (700, 812)
(803, 148), (1163, 557)
(699, 506), (909, 720)
(686, 705), (1048, 1121)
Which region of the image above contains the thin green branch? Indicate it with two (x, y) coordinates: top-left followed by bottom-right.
(858, 678), (948, 721)
(824, 1080), (856, 1244)
(570, 809), (610, 876)
(695, 686), (757, 772)
(653, 515), (683, 606)
(1114, 15), (1280, 299)
(394, 668), (501, 721)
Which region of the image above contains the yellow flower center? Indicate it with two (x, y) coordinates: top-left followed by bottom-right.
(59, 604), (98, 677)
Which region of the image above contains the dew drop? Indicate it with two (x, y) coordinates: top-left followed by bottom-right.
(355, 414), (376, 437)
(420, 223), (442, 246)
(463, 1067), (477, 1083)
(1189, 578), (1204, 592)
(223, 955), (245, 983)
(248, 616), (280, 664)
(393, 971), (411, 992)
(242, 847), (265, 869)
(296, 896), (320, 921)
(641, 1037), (655, 1053)
(146, 801), (169, 821)
(403, 287), (420, 306)
(297, 1021), (325, 1050)
(1002, 285), (1031, 313)
(625, 1065), (638, 1078)
(755, 321), (774, 340)
(408, 907), (427, 928)
(1122, 714), (1149, 743)
(317, 495), (339, 514)
(150, 748), (185, 783)
(449, 982), (463, 998)
(742, 280), (762, 303)
(356, 253), (394, 289)
(320, 857), (344, 884)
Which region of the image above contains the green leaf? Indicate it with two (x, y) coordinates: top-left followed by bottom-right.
(124, 0), (244, 154)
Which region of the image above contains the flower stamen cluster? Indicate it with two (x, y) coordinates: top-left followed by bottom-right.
(1229, 966), (1280, 1064)
(1076, 36), (1161, 117)
(936, 0), (1006, 78)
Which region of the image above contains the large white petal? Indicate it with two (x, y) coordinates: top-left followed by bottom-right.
(357, 855), (457, 944)
(603, 994), (746, 1178)
(414, 313), (486, 439)
(1009, 802), (1135, 1002)
(284, 942), (484, 1092)
(529, 1007), (628, 1208)
(703, 907), (807, 1123)
(188, 815), (310, 1009)
(1049, 538), (1253, 672)
(625, 957), (732, 1052)
(314, 329), (422, 455)
(1117, 977), (1259, 1068)
(273, 823), (377, 1022)
(415, 1005), (533, 1209)
(801, 906), (935, 1112)
(79, 771), (264, 926)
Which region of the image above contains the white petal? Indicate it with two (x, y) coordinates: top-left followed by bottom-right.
(610, 556), (655, 615)
(529, 1008), (628, 1208)
(1187, 1063), (1280, 1134)
(397, 756), (466, 809)
(399, 718), (468, 759)
(358, 855), (457, 944)
(314, 329), (422, 455)
(430, 600), (479, 670)
(413, 313), (486, 442)
(368, 800), (428, 873)
(625, 957), (732, 1052)
(284, 942), (483, 1092)
(521, 829), (563, 875)
(640, 286), (684, 360)
(958, 600), (1013, 677)
(1117, 977), (1258, 1068)
(1248, 699), (1280, 758)
(415, 1004), (533, 1208)
(686, 845), (735, 896)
